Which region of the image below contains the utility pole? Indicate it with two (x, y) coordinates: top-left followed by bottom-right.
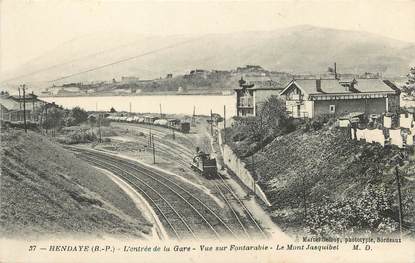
(45, 105), (48, 134)
(129, 102), (132, 116)
(210, 109), (213, 136)
(22, 84), (27, 133)
(395, 166), (403, 237)
(98, 114), (102, 143)
(152, 134), (156, 164)
(252, 154), (256, 198)
(149, 126), (152, 147)
(172, 127), (175, 140)
(192, 106), (195, 126)
(223, 105), (226, 144)
(18, 87), (21, 111)
(159, 104), (162, 118)
(303, 175), (307, 221)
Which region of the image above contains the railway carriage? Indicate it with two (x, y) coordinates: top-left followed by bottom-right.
(106, 114), (191, 133)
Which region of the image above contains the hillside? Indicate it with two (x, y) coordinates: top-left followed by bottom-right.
(2, 25), (414, 89)
(226, 123), (415, 236)
(0, 129), (153, 238)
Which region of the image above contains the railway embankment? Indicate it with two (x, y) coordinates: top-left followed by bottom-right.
(0, 129), (153, 238)
(224, 121), (415, 237)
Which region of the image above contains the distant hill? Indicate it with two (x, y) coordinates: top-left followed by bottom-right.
(2, 25), (414, 91)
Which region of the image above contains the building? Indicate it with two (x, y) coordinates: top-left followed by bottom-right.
(234, 77), (285, 117)
(279, 78), (400, 118)
(121, 76), (140, 83)
(0, 92), (47, 122)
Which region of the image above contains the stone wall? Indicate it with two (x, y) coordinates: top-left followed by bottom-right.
(218, 129), (271, 206)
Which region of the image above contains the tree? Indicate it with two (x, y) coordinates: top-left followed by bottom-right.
(240, 95), (291, 151)
(43, 107), (65, 136)
(110, 107), (117, 113)
(260, 95), (290, 134)
(402, 67), (415, 96)
(71, 106), (88, 125)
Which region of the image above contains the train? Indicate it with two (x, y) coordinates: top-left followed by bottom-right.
(106, 115), (190, 133)
(191, 147), (217, 179)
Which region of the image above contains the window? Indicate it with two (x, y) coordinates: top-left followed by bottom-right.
(329, 105), (336, 113)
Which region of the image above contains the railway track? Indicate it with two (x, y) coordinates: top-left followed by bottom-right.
(70, 147), (239, 240)
(213, 173), (268, 239)
(83, 122), (268, 239)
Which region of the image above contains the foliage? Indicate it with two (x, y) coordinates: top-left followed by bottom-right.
(226, 96), (296, 156)
(303, 113), (335, 131)
(238, 96), (293, 141)
(401, 67), (415, 95)
(259, 95), (291, 134)
(110, 107), (117, 113)
(57, 130), (97, 144)
(43, 106), (65, 130)
(66, 106), (88, 126)
(305, 184), (398, 236)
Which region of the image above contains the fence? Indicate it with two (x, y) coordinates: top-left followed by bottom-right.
(218, 129), (271, 206)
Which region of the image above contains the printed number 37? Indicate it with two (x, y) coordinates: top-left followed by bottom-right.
(29, 245), (36, 251)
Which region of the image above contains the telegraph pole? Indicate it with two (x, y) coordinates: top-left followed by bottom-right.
(18, 87), (21, 111)
(152, 134), (156, 164)
(210, 109), (213, 136)
(252, 154), (256, 198)
(149, 126), (152, 146)
(129, 102), (132, 116)
(98, 114), (102, 143)
(22, 84), (27, 133)
(303, 175), (307, 221)
(172, 127), (175, 140)
(192, 106), (195, 126)
(223, 105), (226, 144)
(159, 104), (162, 118)
(45, 104), (48, 134)
(395, 166), (403, 237)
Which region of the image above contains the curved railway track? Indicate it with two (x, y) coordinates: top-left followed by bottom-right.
(77, 123), (268, 239)
(70, 147), (239, 240)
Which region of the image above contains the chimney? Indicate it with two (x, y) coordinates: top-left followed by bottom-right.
(316, 79), (322, 92)
(334, 62), (338, 79)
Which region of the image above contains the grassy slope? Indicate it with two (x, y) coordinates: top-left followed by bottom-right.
(226, 124), (415, 235)
(0, 130), (152, 238)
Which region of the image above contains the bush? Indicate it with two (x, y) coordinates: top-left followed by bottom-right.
(232, 131), (247, 142)
(305, 184), (397, 236)
(58, 131), (97, 144)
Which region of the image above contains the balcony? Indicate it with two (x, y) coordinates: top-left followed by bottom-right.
(291, 94), (302, 101)
(238, 98), (254, 108)
(237, 104), (254, 108)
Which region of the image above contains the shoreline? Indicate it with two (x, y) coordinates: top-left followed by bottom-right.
(40, 92), (234, 98)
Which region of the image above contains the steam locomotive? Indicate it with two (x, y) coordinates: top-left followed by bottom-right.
(191, 147), (217, 179)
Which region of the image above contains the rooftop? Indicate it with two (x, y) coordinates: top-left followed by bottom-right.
(281, 78), (399, 96)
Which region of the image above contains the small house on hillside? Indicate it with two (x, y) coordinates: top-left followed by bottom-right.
(0, 93), (47, 122)
(279, 78), (400, 118)
(234, 77), (285, 117)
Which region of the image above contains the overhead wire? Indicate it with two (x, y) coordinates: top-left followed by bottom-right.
(2, 36), (203, 83)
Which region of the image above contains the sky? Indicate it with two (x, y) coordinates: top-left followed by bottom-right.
(1, 0), (415, 73)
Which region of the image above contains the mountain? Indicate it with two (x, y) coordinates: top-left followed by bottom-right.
(2, 25), (414, 90)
